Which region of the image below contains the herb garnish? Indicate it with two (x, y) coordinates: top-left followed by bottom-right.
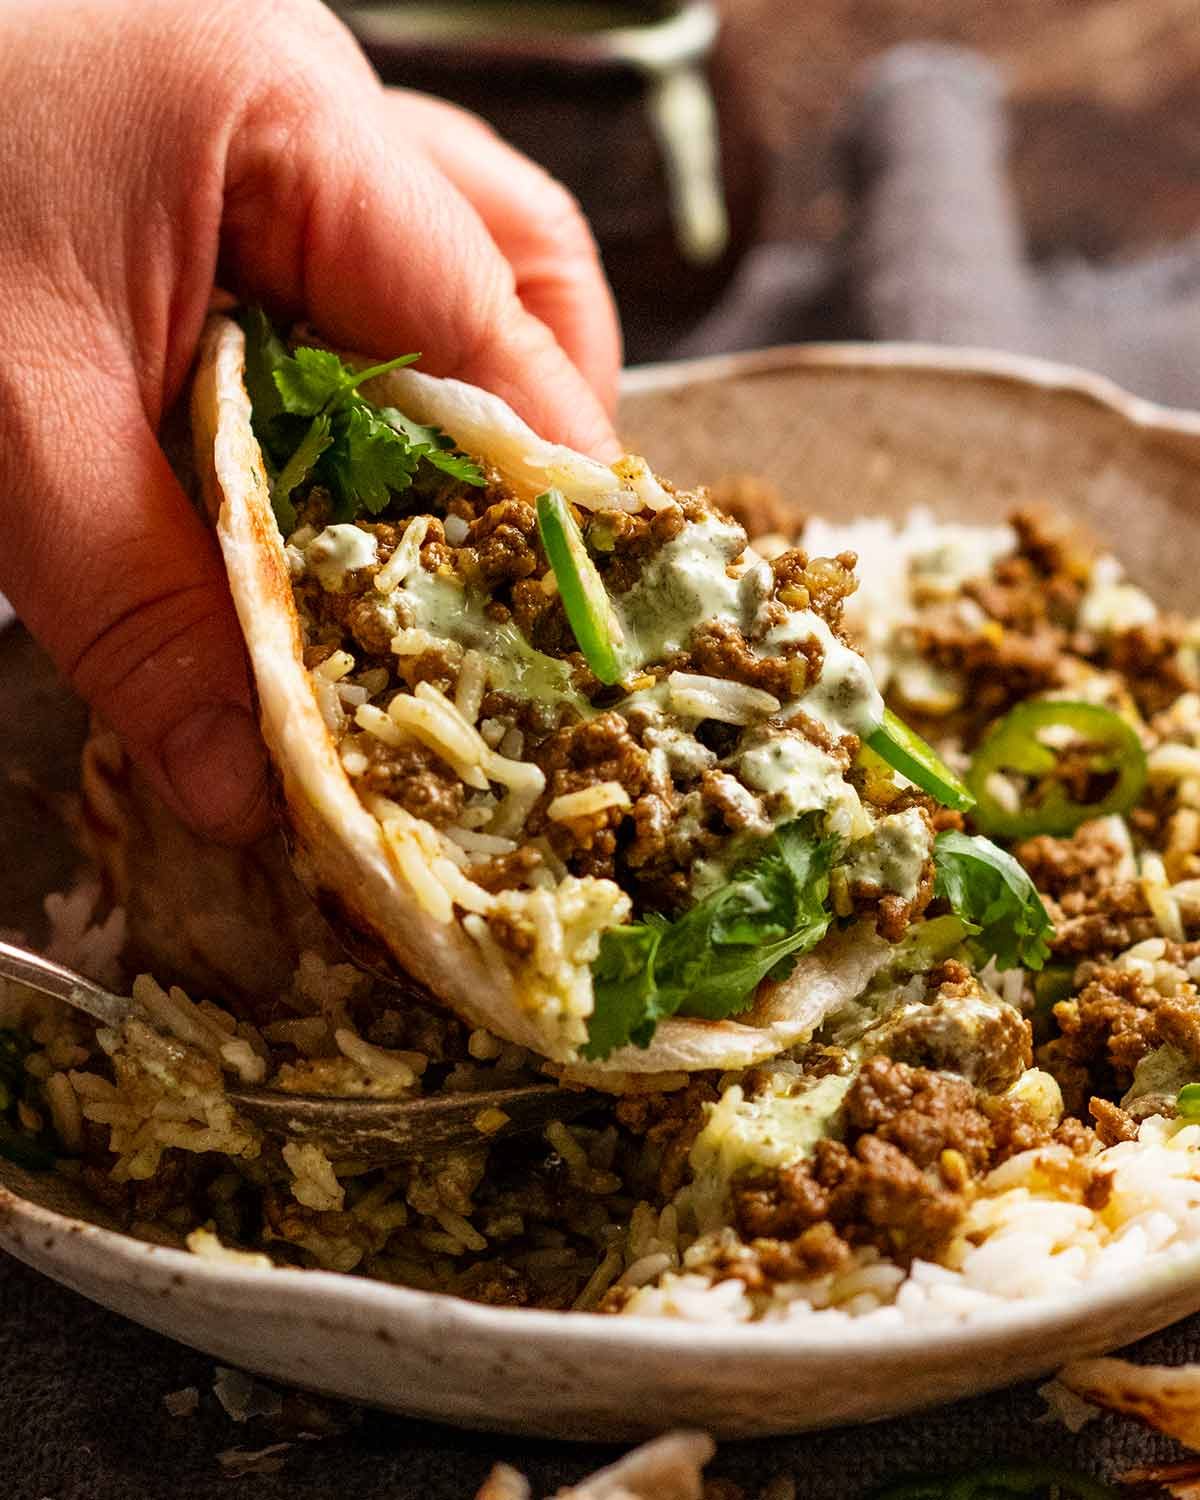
(1177, 1082), (1200, 1118)
(239, 308), (485, 533)
(583, 813), (839, 1060)
(933, 830), (1054, 972)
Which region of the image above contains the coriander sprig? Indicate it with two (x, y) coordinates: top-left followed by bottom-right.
(584, 813), (839, 1060)
(239, 308), (485, 532)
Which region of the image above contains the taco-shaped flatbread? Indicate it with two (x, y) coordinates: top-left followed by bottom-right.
(191, 311), (967, 1076)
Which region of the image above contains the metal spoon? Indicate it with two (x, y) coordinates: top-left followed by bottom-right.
(0, 940), (594, 1158)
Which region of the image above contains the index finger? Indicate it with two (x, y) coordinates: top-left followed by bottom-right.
(380, 89), (622, 415)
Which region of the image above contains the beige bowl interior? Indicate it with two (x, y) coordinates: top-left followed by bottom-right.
(5, 343), (1200, 1438)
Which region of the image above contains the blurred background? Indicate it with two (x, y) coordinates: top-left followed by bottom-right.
(336, 0), (1200, 376)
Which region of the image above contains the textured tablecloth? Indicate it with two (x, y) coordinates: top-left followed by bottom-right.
(7, 42), (1200, 1500)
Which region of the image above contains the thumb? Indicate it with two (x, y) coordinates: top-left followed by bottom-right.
(220, 64), (621, 460)
(2, 346), (269, 844)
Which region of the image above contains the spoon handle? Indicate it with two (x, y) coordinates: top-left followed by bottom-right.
(0, 939), (132, 1030)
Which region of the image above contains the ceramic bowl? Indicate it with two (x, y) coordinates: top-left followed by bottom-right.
(6, 344), (1200, 1440)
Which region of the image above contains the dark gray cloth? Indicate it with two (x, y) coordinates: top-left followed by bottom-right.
(1, 1246), (1194, 1499)
(9, 41), (1200, 1500)
(681, 43), (1200, 413)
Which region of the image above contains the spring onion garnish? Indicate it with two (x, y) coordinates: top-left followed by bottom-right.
(966, 700), (1146, 840)
(535, 488), (624, 685)
(866, 708), (976, 811)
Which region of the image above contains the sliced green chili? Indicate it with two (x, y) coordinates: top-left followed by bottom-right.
(966, 700), (1146, 840)
(1177, 1082), (1200, 1118)
(535, 488), (624, 685)
(865, 707), (976, 811)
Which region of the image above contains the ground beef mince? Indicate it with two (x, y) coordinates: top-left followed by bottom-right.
(843, 1058), (993, 1172)
(685, 618), (821, 700)
(724, 1051), (1111, 1289)
(467, 846), (545, 895)
(732, 1060), (994, 1269)
(770, 548), (859, 633)
(907, 616), (1069, 743)
(1042, 882), (1159, 962)
(392, 643), (462, 695)
(1089, 1096), (1141, 1146)
(708, 1220), (852, 1290)
(1092, 618), (1195, 719)
(1038, 959), (1200, 1114)
(357, 737), (466, 825)
(453, 499), (540, 591)
(870, 964), (1033, 1093)
(733, 1133), (968, 1266)
(1014, 822), (1132, 902)
(592, 498), (697, 594)
(529, 712), (652, 880)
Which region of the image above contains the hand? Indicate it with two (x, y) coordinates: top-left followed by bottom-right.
(0, 0), (621, 845)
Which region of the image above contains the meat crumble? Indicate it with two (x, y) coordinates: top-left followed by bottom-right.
(287, 476), (913, 936)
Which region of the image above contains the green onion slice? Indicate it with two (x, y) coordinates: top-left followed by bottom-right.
(865, 708), (976, 811)
(535, 488), (623, 685)
(966, 700), (1146, 840)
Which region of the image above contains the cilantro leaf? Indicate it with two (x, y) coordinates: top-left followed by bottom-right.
(271, 413), (332, 534)
(582, 922), (666, 1062)
(328, 404), (420, 518)
(932, 829), (1054, 971)
(238, 307), (292, 467)
(273, 346), (355, 416)
(583, 814), (839, 1060)
(237, 309), (484, 530)
(273, 347), (420, 418)
(381, 408), (485, 486)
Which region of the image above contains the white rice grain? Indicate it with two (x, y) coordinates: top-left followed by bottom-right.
(455, 649), (487, 724)
(547, 783), (631, 822)
(373, 516), (429, 594)
(667, 671), (780, 725)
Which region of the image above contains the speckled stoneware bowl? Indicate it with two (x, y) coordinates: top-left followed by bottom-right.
(5, 345), (1200, 1440)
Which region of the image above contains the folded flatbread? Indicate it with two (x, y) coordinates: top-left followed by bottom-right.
(190, 313), (933, 1076)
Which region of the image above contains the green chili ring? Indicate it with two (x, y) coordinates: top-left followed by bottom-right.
(965, 700), (1147, 841)
(535, 488), (624, 686)
(865, 707), (976, 812)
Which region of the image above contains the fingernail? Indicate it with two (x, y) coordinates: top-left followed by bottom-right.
(161, 703), (270, 843)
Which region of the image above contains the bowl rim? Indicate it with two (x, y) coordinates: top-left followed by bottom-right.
(8, 338), (1200, 1370)
(8, 1170), (1200, 1359)
(622, 338), (1200, 444)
